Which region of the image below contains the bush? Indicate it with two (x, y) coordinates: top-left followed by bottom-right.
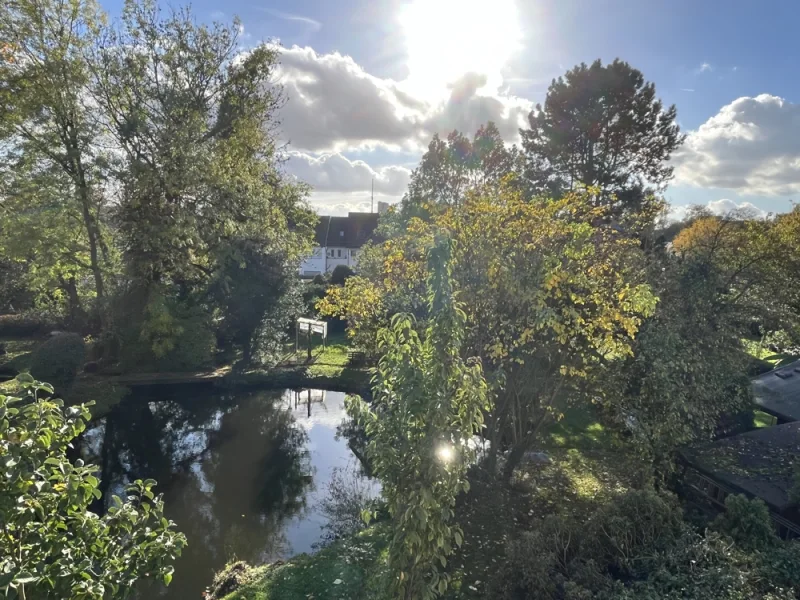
(584, 489), (685, 575)
(330, 264), (355, 285)
(757, 539), (800, 590)
(302, 282), (328, 316)
(491, 490), (687, 600)
(0, 312), (58, 337)
(496, 530), (560, 599)
(711, 494), (777, 551)
(0, 377), (185, 598)
(491, 488), (800, 600)
(118, 295), (216, 373)
(29, 332), (86, 393)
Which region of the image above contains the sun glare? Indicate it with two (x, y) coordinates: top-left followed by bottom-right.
(400, 0), (522, 97)
(436, 443), (456, 463)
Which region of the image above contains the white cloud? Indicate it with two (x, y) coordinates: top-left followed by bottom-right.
(424, 72), (530, 143)
(303, 191), (399, 216)
(287, 152), (411, 196)
(673, 94), (800, 196)
(274, 45), (532, 153)
(270, 45), (532, 212)
(276, 46), (423, 152)
(668, 199), (768, 222)
(696, 62), (713, 74)
(706, 199), (767, 218)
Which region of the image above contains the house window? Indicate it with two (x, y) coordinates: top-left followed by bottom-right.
(340, 231), (344, 238)
(337, 249), (342, 258)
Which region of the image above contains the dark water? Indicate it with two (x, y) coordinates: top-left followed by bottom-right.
(78, 387), (370, 599)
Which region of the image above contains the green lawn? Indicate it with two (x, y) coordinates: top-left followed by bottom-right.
(0, 337), (39, 374)
(280, 330), (350, 367)
(742, 337), (798, 368)
(215, 526), (390, 600)
(753, 409), (777, 428)
(543, 404), (613, 451)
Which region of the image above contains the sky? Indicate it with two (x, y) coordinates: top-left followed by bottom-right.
(102, 0), (800, 217)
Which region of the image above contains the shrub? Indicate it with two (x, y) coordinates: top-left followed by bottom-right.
(495, 530), (561, 599)
(0, 312), (58, 337)
(490, 490), (687, 600)
(712, 494), (777, 551)
(0, 377), (185, 598)
(757, 539), (800, 590)
(584, 489), (685, 575)
(29, 332), (86, 393)
(492, 489), (800, 600)
(330, 264), (355, 285)
(118, 295), (216, 373)
(303, 282), (328, 315)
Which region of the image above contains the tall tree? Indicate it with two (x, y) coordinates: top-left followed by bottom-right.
(600, 249), (753, 478)
(90, 0), (315, 359)
(322, 185), (657, 482)
(397, 122), (520, 223)
(520, 59), (683, 219)
(670, 208), (800, 351)
(0, 0), (111, 320)
(93, 0), (313, 285)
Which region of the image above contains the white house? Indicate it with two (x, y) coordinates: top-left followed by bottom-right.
(299, 212), (379, 277)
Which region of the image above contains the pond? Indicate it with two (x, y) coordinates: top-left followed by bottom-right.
(77, 387), (373, 599)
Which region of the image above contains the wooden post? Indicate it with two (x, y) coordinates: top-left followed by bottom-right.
(307, 388), (311, 418)
(307, 329), (312, 362)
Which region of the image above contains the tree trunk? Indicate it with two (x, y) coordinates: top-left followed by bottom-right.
(66, 122), (106, 331)
(59, 276), (85, 329)
(501, 441), (529, 482)
(74, 156), (105, 302)
(501, 412), (551, 483)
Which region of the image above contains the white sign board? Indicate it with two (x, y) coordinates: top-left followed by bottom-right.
(297, 318), (327, 338)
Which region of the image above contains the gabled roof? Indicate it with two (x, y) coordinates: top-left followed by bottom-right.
(752, 359), (800, 422)
(313, 212), (379, 248)
(680, 421), (800, 512)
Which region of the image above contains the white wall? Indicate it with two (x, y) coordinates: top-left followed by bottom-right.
(325, 247), (349, 272)
(299, 247), (325, 276)
(299, 246), (365, 275)
(348, 248), (360, 269)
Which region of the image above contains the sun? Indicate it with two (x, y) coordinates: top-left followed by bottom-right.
(400, 0), (522, 97)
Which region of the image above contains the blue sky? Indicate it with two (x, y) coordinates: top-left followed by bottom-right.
(102, 0), (800, 216)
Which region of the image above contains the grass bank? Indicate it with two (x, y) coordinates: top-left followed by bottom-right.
(220, 331), (371, 395)
(1, 331), (371, 416)
(209, 526), (390, 600)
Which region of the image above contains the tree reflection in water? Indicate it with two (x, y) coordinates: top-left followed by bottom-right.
(78, 387), (359, 599)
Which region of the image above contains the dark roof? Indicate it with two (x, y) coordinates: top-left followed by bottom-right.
(752, 359), (800, 422)
(313, 212), (379, 248)
(680, 421), (800, 512)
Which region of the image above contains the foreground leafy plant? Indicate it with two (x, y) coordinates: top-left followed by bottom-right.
(0, 375), (186, 599)
(349, 236), (490, 599)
